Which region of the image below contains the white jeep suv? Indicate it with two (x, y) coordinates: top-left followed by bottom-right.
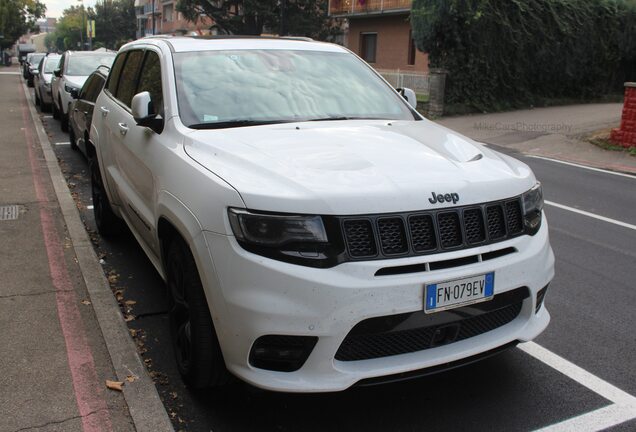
(89, 36), (554, 392)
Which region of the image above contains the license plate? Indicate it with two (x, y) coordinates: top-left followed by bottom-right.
(425, 272), (495, 313)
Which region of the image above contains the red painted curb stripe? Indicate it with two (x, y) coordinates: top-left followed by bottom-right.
(19, 82), (113, 432)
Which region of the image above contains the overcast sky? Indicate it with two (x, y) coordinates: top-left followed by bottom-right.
(44, 0), (98, 19)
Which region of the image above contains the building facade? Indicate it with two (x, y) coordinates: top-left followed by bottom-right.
(134, 0), (212, 38)
(329, 0), (428, 73)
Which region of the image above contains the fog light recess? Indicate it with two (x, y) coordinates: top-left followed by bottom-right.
(536, 285), (549, 313)
(249, 335), (318, 372)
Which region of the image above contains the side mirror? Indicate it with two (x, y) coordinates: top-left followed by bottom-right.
(132, 91), (163, 133)
(54, 68), (61, 77)
(70, 88), (79, 99)
(398, 87), (418, 109)
(32, 69), (39, 76)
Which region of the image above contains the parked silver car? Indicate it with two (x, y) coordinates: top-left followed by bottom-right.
(34, 54), (61, 112)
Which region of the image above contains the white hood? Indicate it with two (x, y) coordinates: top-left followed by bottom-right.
(183, 119), (536, 215)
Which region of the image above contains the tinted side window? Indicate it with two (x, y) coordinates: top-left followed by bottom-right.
(82, 74), (105, 102)
(136, 51), (164, 116)
(80, 75), (98, 100)
(116, 50), (144, 108)
(107, 53), (127, 95)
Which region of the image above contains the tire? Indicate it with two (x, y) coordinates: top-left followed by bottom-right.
(60, 98), (68, 132)
(89, 156), (120, 237)
(166, 236), (228, 389)
(69, 126), (78, 151)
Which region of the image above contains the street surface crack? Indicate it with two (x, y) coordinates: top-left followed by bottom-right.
(10, 408), (109, 432)
(0, 289), (73, 300)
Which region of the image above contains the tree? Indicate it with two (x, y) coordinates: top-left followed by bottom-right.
(46, 0), (136, 52)
(175, 0), (340, 39)
(50, 5), (87, 51)
(0, 0), (46, 50)
(93, 0), (136, 50)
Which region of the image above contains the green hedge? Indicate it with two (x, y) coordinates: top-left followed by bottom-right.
(411, 0), (636, 112)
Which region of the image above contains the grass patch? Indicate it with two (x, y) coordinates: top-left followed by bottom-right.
(586, 128), (636, 156)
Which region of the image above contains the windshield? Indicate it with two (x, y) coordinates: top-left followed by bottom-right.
(44, 56), (61, 73)
(30, 54), (45, 65)
(67, 54), (115, 76)
(174, 49), (416, 129)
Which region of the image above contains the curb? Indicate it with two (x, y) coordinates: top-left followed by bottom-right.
(21, 81), (175, 432)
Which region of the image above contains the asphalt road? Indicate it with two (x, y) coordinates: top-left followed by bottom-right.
(31, 89), (636, 431)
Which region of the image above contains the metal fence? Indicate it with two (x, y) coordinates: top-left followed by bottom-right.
(377, 69), (430, 95)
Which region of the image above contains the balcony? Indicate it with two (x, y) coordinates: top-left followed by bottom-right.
(329, 0), (412, 17)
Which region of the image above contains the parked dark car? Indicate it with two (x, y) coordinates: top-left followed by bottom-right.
(25, 53), (46, 87)
(69, 66), (109, 156)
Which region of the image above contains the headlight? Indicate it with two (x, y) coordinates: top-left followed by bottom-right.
(228, 208), (327, 246)
(64, 84), (78, 93)
(522, 183), (544, 235)
(227, 208), (346, 267)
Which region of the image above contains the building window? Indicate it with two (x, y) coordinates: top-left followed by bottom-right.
(164, 4), (173, 22)
(360, 33), (377, 64)
(408, 30), (416, 66)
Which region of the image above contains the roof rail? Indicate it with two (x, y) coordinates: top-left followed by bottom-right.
(150, 34), (315, 42)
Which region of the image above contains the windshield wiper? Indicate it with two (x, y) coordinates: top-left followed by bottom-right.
(307, 116), (387, 122)
(188, 119), (293, 130)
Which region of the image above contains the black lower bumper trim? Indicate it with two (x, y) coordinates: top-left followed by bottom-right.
(354, 341), (519, 387)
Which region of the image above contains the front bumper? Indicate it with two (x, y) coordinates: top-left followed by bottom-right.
(200, 218), (554, 392)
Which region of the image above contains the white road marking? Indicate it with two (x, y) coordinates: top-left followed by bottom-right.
(545, 200), (636, 231)
(55, 142), (71, 146)
(42, 115), (53, 119)
(522, 342), (636, 432)
(527, 155), (636, 179)
(0, 72), (20, 75)
(86, 205), (94, 210)
(534, 404), (636, 432)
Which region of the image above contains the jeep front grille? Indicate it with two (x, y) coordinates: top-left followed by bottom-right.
(342, 198), (525, 259)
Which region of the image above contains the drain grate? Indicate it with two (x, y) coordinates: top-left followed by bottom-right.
(0, 205), (20, 221)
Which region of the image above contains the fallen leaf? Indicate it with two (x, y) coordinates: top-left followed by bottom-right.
(129, 329), (137, 337)
(106, 380), (124, 391)
(81, 299), (91, 305)
(126, 375), (138, 383)
(124, 314), (135, 322)
(124, 300), (137, 306)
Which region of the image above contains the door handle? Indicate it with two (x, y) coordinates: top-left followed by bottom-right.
(118, 123), (129, 136)
(100, 106), (109, 117)
(83, 111), (89, 117)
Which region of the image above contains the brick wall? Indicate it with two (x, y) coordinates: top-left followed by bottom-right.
(347, 14), (428, 72)
(610, 83), (636, 148)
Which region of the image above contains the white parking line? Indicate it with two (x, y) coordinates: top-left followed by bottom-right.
(42, 115), (53, 119)
(86, 205), (94, 210)
(527, 155), (636, 179)
(545, 201), (636, 231)
(0, 72), (20, 75)
(55, 142), (71, 146)
(521, 342), (636, 431)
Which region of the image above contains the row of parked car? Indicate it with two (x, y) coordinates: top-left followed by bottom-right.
(27, 51), (115, 142)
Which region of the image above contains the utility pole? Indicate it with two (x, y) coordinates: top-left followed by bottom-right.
(152, 0), (156, 35)
(78, 0), (85, 50)
(279, 0), (287, 36)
